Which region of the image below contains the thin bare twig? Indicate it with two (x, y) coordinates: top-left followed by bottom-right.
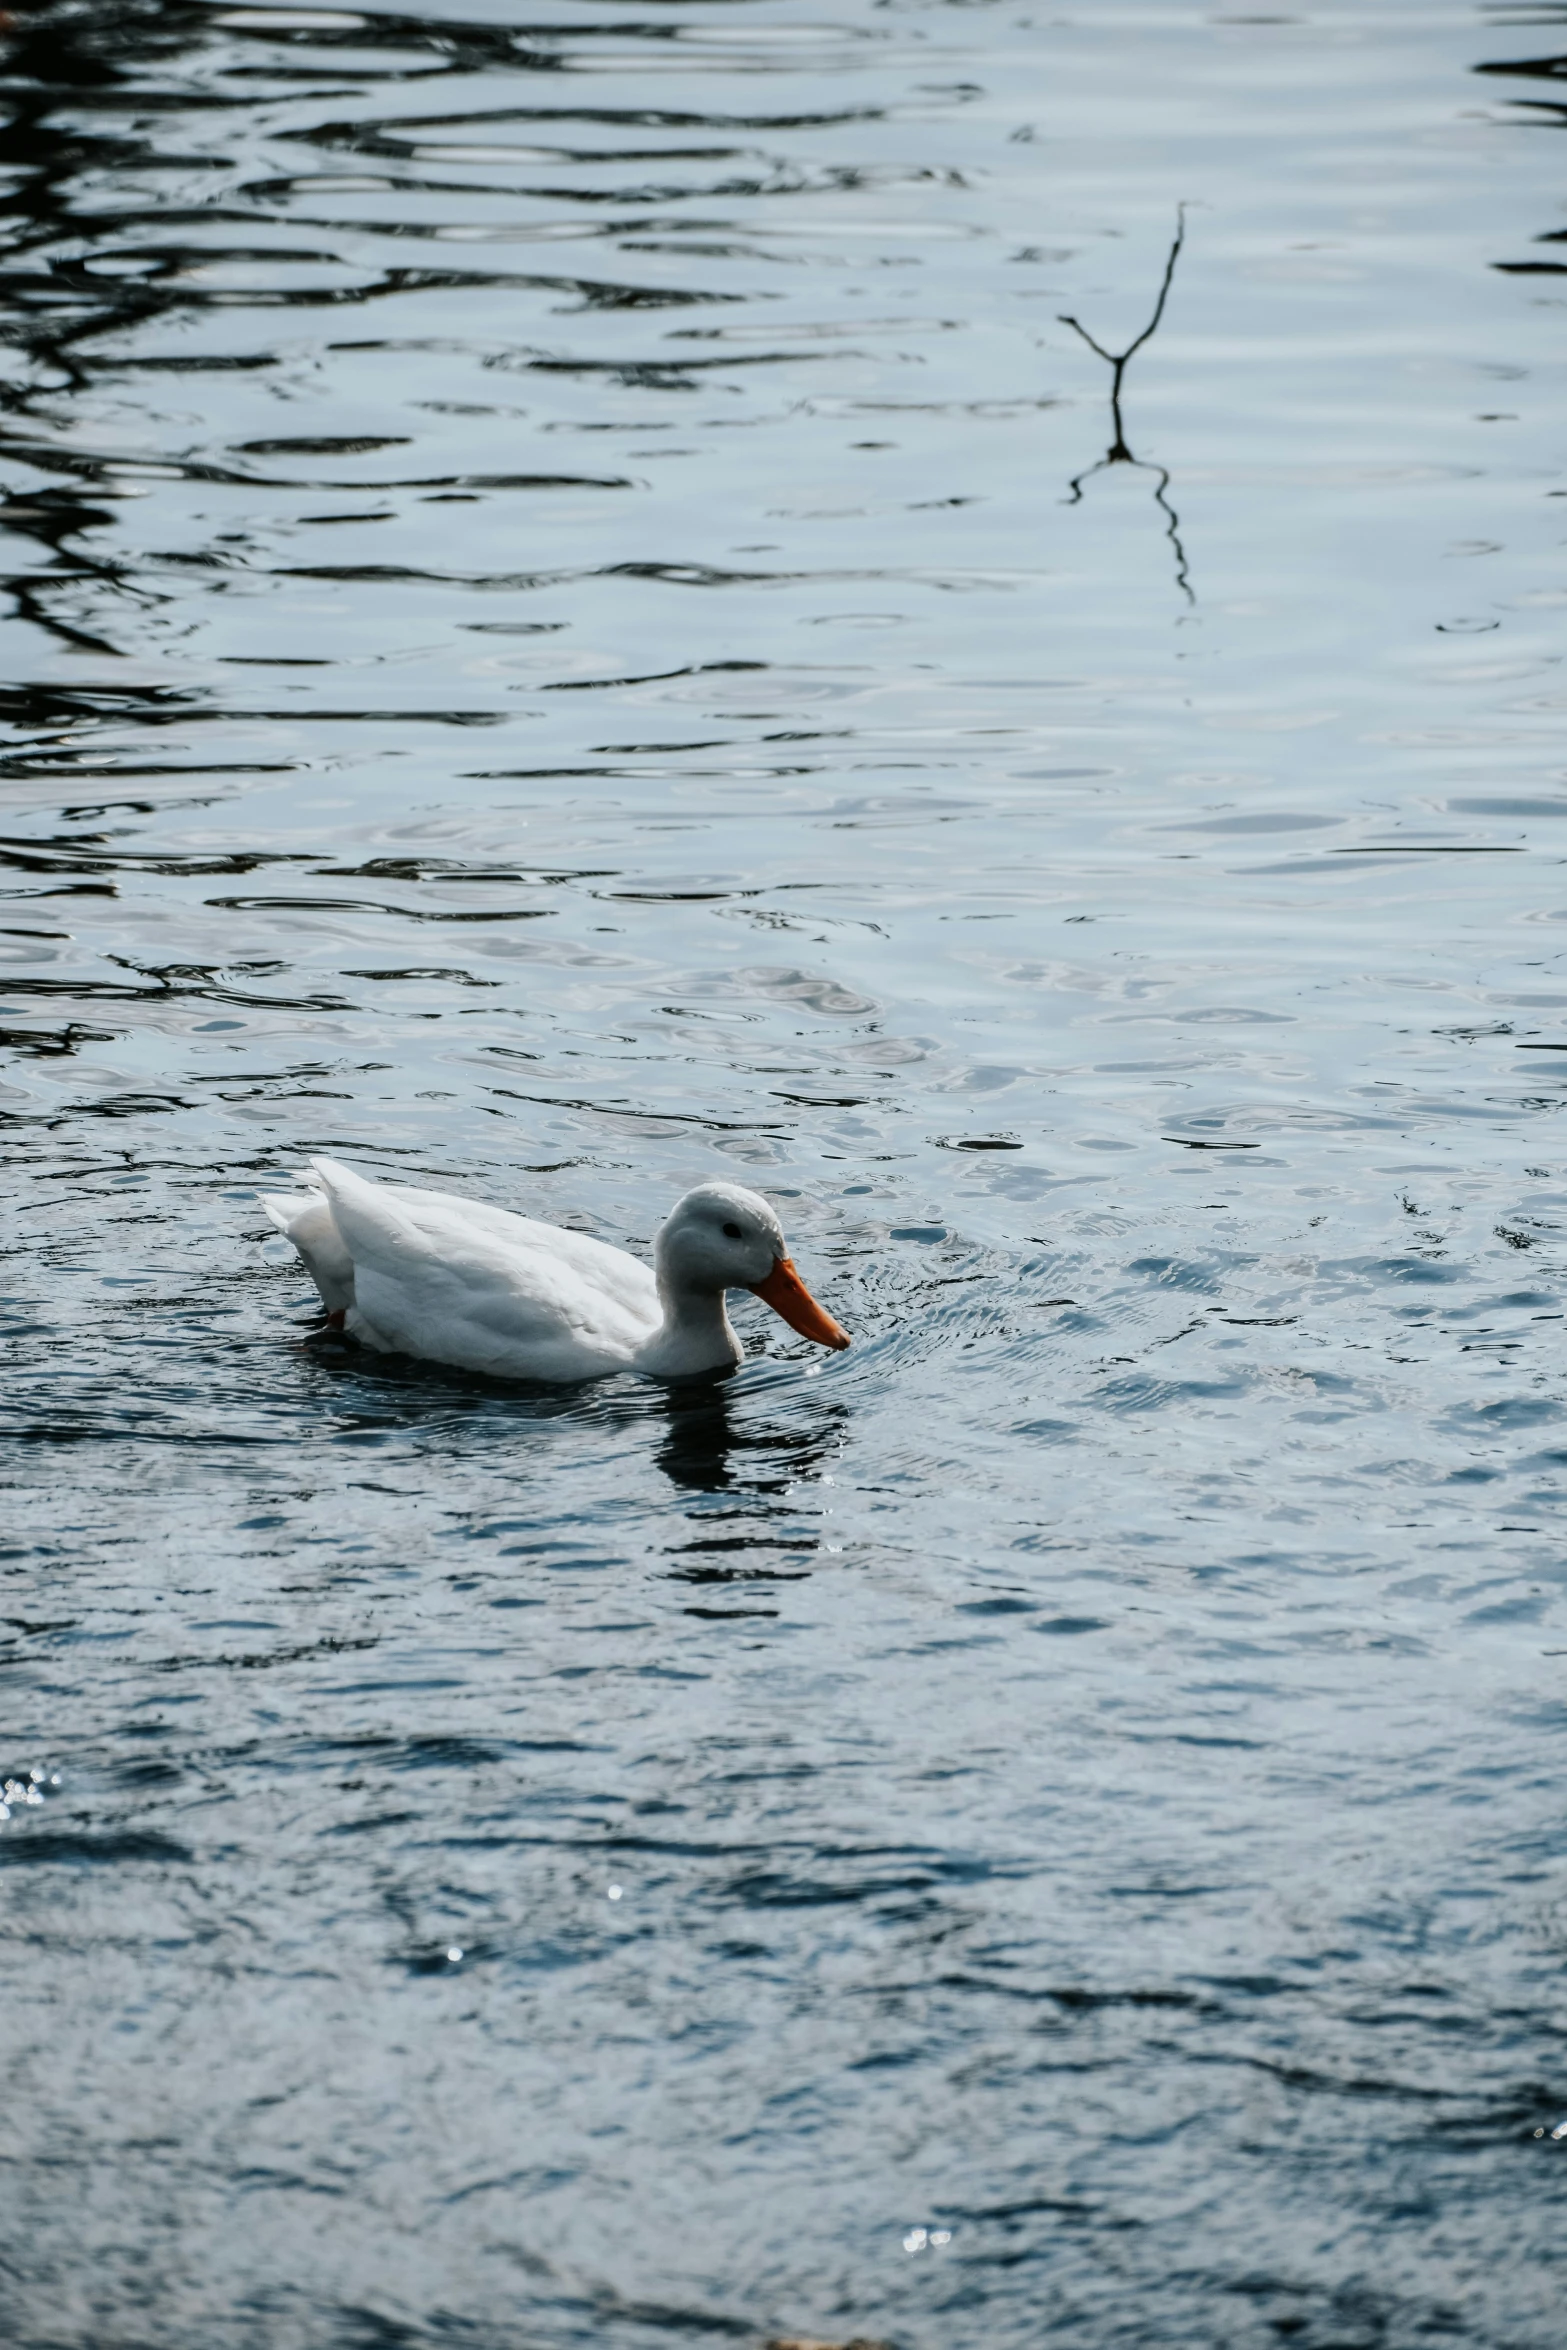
(1059, 207), (1193, 601)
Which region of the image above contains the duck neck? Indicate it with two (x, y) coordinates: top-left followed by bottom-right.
(651, 1272), (741, 1376)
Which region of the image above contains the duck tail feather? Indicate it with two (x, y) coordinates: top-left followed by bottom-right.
(259, 1187), (356, 1312)
(259, 1191), (317, 1236)
(307, 1154), (373, 1204)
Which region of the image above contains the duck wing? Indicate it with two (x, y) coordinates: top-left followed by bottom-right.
(306, 1157), (660, 1378)
(389, 1181), (650, 1300)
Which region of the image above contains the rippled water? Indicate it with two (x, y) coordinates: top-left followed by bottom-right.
(5, 1), (1567, 2341)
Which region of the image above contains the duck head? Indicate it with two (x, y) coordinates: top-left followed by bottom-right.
(656, 1182), (850, 1350)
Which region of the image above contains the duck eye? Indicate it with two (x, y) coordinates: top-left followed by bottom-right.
(722, 1220), (744, 1239)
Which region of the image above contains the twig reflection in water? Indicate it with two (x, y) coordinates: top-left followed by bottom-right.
(1059, 205), (1193, 601)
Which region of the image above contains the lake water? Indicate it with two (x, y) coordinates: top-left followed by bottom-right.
(4, 1), (1567, 2342)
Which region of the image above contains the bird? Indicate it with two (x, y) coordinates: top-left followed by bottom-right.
(259, 1157), (850, 1383)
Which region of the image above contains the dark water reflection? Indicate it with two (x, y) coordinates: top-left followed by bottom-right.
(5, 1), (1567, 2343)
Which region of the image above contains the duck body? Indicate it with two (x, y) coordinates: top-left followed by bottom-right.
(260, 1157), (848, 1382)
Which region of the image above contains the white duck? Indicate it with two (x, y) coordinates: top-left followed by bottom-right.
(260, 1157), (850, 1382)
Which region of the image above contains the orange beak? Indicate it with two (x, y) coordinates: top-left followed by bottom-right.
(748, 1255), (850, 1351)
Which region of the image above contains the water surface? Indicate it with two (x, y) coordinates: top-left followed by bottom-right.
(4, 2), (1567, 2343)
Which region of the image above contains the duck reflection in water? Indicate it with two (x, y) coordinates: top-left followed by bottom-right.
(657, 1378), (848, 1502)
(659, 1383), (849, 1606)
